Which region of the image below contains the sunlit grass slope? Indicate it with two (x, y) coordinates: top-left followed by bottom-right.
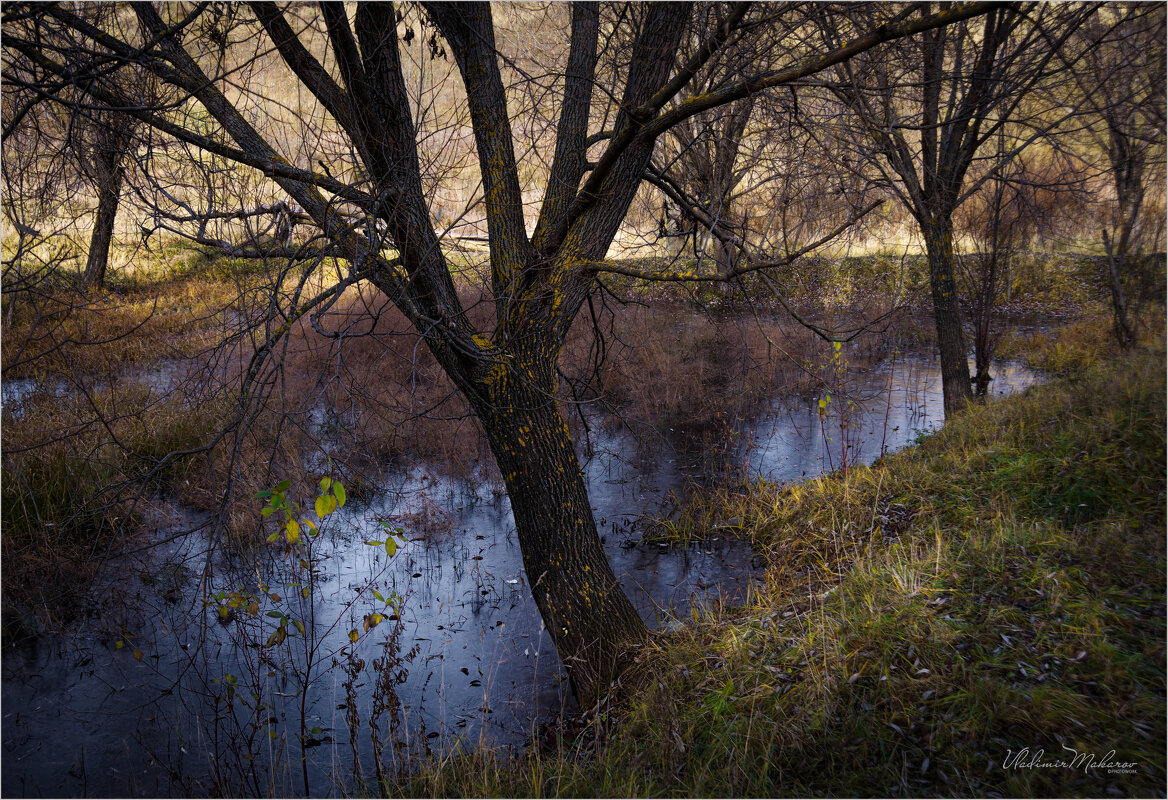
(407, 333), (1166, 798)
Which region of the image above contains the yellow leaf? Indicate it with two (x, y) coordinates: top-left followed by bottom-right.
(348, 629), (359, 643)
(285, 519), (300, 544)
(132, 648), (144, 662)
(115, 640), (124, 650)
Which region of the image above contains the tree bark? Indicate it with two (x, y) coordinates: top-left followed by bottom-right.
(923, 215), (973, 415)
(1103, 230), (1136, 349)
(470, 346), (647, 707)
(82, 140), (126, 290)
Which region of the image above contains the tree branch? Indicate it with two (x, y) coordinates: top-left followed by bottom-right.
(425, 1), (533, 293)
(531, 2), (599, 252)
(248, 3), (359, 137)
(592, 200), (882, 282)
(645, 2), (1003, 140)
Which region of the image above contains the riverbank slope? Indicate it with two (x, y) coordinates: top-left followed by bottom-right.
(409, 333), (1166, 797)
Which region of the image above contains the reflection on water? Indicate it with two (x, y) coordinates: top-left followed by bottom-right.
(1, 351), (1039, 797)
(747, 356), (1040, 483)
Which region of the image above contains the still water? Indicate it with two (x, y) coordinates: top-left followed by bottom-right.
(1, 353), (1038, 797)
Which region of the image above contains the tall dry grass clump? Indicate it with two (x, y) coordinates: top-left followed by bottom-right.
(1, 382), (230, 632)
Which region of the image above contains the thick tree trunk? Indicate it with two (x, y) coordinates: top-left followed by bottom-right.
(923, 216), (973, 415)
(83, 145), (126, 291)
(470, 353), (648, 707)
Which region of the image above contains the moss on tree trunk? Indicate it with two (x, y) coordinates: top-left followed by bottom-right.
(471, 348), (647, 706)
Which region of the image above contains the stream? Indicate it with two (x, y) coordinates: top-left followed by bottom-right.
(1, 351), (1040, 797)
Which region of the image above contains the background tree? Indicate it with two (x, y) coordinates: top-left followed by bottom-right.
(817, 2), (1096, 414)
(77, 110), (139, 289)
(645, 3), (768, 273)
(1071, 3), (1166, 348)
(2, 0), (998, 703)
(2, 2), (154, 291)
(954, 133), (1081, 393)
(644, 6), (879, 281)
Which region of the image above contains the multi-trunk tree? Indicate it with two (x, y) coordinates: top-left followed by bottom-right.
(955, 132), (1075, 394)
(2, 0), (999, 703)
(818, 3), (1096, 414)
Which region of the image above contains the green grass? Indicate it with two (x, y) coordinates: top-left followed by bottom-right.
(402, 332), (1166, 797)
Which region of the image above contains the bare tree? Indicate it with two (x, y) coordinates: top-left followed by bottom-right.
(1071, 4), (1166, 348)
(646, 5), (767, 272)
(2, 0), (999, 703)
(955, 132), (1080, 393)
(817, 3), (1096, 414)
(77, 111), (139, 289)
(657, 97), (755, 271)
(645, 6), (876, 279)
(1, 2), (155, 291)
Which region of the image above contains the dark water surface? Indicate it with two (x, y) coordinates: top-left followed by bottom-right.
(1, 352), (1039, 797)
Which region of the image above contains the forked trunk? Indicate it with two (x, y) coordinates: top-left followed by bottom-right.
(470, 356), (648, 707)
(923, 217), (973, 415)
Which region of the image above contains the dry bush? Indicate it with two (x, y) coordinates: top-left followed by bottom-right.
(261, 284), (847, 495)
(574, 303), (819, 427)
(225, 279), (914, 491)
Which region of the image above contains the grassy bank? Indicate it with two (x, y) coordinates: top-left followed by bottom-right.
(406, 335), (1166, 797)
